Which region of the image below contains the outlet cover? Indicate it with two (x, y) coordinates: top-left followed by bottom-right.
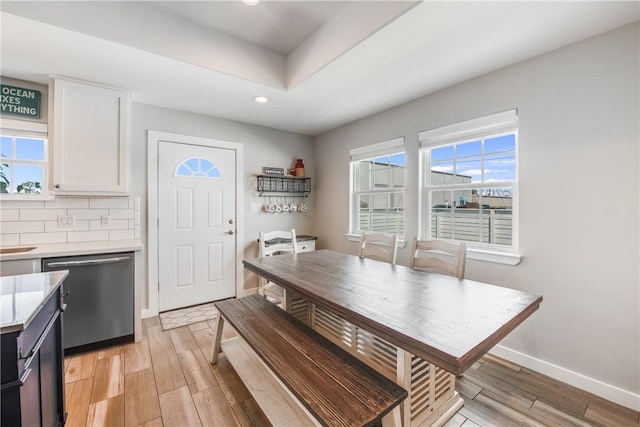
(57, 215), (75, 227)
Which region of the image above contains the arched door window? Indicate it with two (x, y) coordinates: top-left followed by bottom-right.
(175, 157), (222, 179)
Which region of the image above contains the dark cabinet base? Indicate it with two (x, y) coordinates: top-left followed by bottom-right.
(1, 285), (65, 427)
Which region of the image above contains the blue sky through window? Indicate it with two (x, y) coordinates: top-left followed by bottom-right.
(176, 157), (221, 178)
(374, 153), (405, 166)
(431, 134), (515, 183)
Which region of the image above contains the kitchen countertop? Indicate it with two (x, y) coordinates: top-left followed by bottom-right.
(1, 270), (69, 334)
(0, 239), (144, 262)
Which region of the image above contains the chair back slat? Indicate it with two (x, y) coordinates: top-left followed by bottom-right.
(410, 238), (467, 279)
(359, 232), (398, 265)
(259, 229), (298, 257)
(258, 229), (298, 305)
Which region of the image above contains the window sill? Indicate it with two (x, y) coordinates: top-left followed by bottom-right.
(345, 234), (521, 265)
(467, 248), (521, 265)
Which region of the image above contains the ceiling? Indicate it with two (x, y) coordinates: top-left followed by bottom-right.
(1, 1), (638, 136)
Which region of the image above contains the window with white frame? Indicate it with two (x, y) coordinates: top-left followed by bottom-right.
(1, 119), (48, 198)
(350, 137), (405, 236)
(419, 110), (518, 252)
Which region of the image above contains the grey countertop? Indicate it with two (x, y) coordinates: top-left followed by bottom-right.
(1, 271), (69, 334)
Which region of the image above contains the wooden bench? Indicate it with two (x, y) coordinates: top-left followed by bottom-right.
(210, 294), (407, 427)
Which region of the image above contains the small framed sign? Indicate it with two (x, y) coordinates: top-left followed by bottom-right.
(263, 167), (285, 175)
(0, 84), (41, 119)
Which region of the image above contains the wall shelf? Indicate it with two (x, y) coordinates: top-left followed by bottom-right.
(257, 175), (311, 196)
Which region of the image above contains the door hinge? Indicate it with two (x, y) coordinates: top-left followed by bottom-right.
(157, 218), (159, 228)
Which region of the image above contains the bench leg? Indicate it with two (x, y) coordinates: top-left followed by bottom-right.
(381, 406), (402, 427)
(209, 313), (225, 364)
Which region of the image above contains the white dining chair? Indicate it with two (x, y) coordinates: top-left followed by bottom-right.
(258, 229), (298, 305)
(358, 232), (398, 265)
(409, 238), (467, 279)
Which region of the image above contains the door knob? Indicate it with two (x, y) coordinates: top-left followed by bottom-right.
(224, 230), (235, 235)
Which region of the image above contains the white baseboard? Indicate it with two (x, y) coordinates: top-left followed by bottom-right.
(142, 308), (157, 319)
(490, 345), (640, 412)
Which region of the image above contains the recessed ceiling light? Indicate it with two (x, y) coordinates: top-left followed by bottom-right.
(242, 0), (259, 5)
(253, 96), (269, 103)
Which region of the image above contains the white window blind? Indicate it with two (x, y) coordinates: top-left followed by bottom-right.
(419, 110), (517, 148)
(350, 137), (404, 161)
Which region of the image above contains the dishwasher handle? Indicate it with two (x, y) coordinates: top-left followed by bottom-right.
(45, 256), (131, 268)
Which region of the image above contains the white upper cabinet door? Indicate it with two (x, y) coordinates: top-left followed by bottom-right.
(51, 78), (130, 194)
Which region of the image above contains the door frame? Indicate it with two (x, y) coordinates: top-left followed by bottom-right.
(145, 130), (244, 318)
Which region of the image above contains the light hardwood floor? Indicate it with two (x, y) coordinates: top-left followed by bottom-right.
(64, 316), (640, 427)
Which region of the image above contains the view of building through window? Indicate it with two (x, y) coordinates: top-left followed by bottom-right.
(354, 153), (405, 235)
(427, 133), (516, 246)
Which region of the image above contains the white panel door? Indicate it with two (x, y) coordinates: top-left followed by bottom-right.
(158, 141), (236, 311)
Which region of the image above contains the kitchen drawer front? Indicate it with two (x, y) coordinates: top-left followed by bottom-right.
(296, 240), (315, 253)
(17, 287), (60, 370)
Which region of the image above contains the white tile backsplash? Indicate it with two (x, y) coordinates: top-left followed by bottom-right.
(0, 210), (19, 222)
(20, 209), (65, 221)
(45, 198), (90, 209)
(67, 209), (108, 220)
(1, 234), (19, 246)
(0, 201), (45, 209)
(68, 230), (109, 243)
(45, 219), (90, 233)
(89, 219), (129, 231)
(110, 229), (134, 241)
(110, 209), (134, 220)
(0, 221), (45, 234)
(20, 232), (67, 245)
(90, 198), (130, 209)
(0, 196), (140, 247)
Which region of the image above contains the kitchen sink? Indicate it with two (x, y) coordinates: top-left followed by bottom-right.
(0, 246), (37, 254)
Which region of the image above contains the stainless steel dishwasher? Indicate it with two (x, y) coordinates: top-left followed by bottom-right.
(42, 252), (134, 354)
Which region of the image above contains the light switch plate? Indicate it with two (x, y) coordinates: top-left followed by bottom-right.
(250, 203), (261, 213)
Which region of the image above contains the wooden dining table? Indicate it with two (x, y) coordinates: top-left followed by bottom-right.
(243, 249), (542, 426)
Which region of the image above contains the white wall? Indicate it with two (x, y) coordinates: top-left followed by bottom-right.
(130, 103), (315, 311)
(312, 23), (639, 409)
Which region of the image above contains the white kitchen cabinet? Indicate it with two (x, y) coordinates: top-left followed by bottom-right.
(0, 259), (41, 276)
(50, 78), (130, 194)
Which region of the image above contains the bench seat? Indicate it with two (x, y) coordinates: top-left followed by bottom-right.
(211, 294), (407, 427)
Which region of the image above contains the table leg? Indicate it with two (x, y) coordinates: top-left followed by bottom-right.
(209, 313), (225, 364)
(382, 406), (402, 427)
